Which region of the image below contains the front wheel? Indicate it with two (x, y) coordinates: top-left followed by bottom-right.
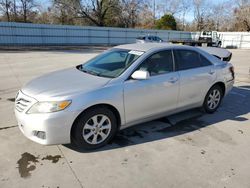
(71, 107), (117, 150)
(203, 85), (223, 113)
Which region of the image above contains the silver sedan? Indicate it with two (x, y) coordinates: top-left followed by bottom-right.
(14, 43), (235, 149)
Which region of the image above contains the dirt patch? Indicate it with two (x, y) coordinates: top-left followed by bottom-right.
(17, 152), (39, 178)
(201, 150), (206, 155)
(42, 155), (62, 163)
(121, 158), (129, 165)
(17, 153), (63, 178)
(238, 130), (244, 134)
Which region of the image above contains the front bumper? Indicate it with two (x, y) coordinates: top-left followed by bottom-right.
(15, 108), (80, 145)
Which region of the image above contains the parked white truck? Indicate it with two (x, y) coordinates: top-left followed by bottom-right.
(170, 31), (222, 47)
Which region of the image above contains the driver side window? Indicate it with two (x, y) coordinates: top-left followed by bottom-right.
(137, 50), (174, 76)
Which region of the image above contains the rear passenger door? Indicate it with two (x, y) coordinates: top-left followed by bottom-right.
(174, 49), (216, 109)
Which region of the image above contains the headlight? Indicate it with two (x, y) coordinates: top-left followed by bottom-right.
(27, 100), (71, 114)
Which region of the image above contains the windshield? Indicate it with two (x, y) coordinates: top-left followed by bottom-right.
(202, 31), (212, 36)
(79, 49), (144, 78)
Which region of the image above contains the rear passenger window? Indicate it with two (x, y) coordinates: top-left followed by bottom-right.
(174, 50), (212, 71)
(174, 50), (201, 71)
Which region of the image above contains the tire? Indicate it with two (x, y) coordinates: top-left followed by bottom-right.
(71, 107), (117, 150)
(203, 85), (223, 113)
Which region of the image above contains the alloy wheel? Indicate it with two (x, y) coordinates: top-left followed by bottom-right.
(82, 114), (111, 145)
(207, 89), (221, 110)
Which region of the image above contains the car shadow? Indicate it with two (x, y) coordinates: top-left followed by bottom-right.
(238, 85), (250, 90)
(63, 86), (250, 153)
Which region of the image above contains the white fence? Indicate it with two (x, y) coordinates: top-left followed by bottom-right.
(219, 32), (250, 49)
(0, 22), (249, 49)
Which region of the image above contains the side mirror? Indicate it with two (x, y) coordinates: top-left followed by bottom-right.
(131, 70), (150, 80)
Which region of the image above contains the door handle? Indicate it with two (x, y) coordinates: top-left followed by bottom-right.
(209, 69), (215, 75)
(169, 77), (178, 83)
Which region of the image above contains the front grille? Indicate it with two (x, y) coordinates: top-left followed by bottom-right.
(15, 91), (37, 113)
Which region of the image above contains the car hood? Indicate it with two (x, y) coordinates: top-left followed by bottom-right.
(22, 67), (111, 99)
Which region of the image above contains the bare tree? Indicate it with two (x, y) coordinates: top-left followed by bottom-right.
(193, 0), (210, 31)
(50, 0), (77, 24)
(0, 0), (12, 21)
(161, 0), (182, 15)
(0, 0), (246, 31)
(208, 1), (234, 31)
(156, 0), (191, 30)
(179, 0), (191, 30)
(137, 3), (154, 28)
(54, 0), (120, 26)
(235, 7), (250, 31)
(235, 0), (250, 7)
(12, 0), (18, 21)
(119, 0), (142, 28)
(234, 0), (250, 31)
(19, 0), (37, 22)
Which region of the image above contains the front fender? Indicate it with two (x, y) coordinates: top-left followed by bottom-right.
(69, 84), (125, 126)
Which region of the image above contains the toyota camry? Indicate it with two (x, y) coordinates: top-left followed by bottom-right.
(15, 43), (235, 149)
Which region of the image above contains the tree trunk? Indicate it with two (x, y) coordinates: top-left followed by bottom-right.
(13, 0), (17, 21)
(243, 20), (250, 32)
(5, 0), (10, 21)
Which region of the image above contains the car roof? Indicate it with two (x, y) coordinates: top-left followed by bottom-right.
(114, 43), (199, 52)
(114, 43), (182, 52)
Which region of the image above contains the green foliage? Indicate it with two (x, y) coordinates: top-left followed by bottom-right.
(156, 14), (177, 30)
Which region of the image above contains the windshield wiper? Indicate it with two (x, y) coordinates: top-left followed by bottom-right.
(80, 67), (101, 77)
(79, 65), (114, 78)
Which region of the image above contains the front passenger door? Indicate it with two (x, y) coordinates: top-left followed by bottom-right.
(123, 50), (179, 124)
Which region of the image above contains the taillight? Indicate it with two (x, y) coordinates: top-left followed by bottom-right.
(229, 66), (235, 79)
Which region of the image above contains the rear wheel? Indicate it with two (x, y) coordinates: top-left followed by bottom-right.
(72, 107), (117, 150)
(203, 85), (223, 113)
